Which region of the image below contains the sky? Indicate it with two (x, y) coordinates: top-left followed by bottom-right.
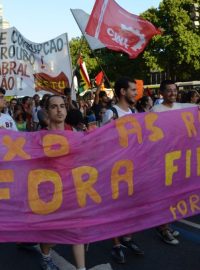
(2, 0), (161, 43)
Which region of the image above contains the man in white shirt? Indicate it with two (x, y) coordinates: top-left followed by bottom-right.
(0, 88), (18, 131)
(103, 77), (144, 264)
(152, 79), (196, 246)
(152, 80), (196, 112)
(103, 77), (137, 124)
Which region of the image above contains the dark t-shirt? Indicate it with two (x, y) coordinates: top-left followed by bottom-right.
(92, 103), (105, 121)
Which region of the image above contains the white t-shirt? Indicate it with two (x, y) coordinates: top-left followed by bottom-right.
(103, 105), (134, 124)
(152, 102), (196, 112)
(0, 113), (18, 131)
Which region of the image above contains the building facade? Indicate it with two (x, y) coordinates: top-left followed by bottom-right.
(0, 3), (10, 29)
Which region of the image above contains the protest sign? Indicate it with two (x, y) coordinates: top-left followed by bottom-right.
(0, 27), (73, 97)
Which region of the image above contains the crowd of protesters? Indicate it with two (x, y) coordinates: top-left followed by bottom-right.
(0, 79), (199, 270)
(1, 85), (199, 134)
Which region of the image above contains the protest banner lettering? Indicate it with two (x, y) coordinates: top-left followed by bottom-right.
(0, 107), (200, 244)
(0, 27), (73, 97)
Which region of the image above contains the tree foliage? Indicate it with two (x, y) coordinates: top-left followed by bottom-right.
(69, 0), (200, 84)
(69, 37), (98, 76)
(69, 37), (147, 85)
(141, 0), (200, 81)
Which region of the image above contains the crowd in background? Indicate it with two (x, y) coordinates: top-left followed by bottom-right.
(0, 79), (200, 270)
(1, 86), (200, 133)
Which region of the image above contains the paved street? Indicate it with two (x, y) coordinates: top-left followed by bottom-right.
(0, 216), (200, 270)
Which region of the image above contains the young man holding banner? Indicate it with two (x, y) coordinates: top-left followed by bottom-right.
(152, 79), (197, 245)
(152, 80), (197, 113)
(103, 77), (144, 263)
(40, 95), (86, 270)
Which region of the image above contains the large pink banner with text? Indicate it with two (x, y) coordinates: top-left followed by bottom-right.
(0, 107), (200, 244)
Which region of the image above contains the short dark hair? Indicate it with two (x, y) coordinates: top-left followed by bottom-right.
(160, 80), (177, 93)
(114, 77), (136, 98)
(66, 109), (84, 126)
(33, 94), (40, 99)
(99, 91), (107, 98)
(22, 96), (30, 104)
(64, 87), (71, 96)
(136, 96), (150, 112)
(45, 95), (65, 110)
(0, 87), (6, 95)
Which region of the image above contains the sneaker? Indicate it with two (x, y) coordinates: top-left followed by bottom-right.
(121, 239), (144, 255)
(169, 228), (180, 238)
(111, 245), (126, 264)
(41, 256), (60, 270)
(157, 229), (179, 245)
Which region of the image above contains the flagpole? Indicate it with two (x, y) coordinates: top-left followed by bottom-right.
(70, 36), (85, 91)
(70, 8), (111, 89)
(91, 51), (111, 88)
(65, 33), (76, 99)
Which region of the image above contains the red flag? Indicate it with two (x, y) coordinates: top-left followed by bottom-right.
(85, 0), (161, 58)
(95, 71), (104, 86)
(33, 72), (69, 95)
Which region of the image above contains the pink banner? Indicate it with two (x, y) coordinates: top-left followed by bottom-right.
(0, 107), (200, 244)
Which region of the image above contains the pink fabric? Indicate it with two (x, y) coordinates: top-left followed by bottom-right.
(0, 107), (199, 244)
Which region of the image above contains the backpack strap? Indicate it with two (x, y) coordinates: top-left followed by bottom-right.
(109, 107), (119, 119)
(130, 108), (135, 113)
(110, 106), (135, 119)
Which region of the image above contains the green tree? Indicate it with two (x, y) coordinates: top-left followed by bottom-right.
(141, 0), (200, 81)
(69, 37), (148, 85)
(70, 0), (200, 85)
(69, 37), (99, 77)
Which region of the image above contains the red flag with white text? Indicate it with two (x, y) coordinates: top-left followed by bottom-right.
(85, 0), (161, 58)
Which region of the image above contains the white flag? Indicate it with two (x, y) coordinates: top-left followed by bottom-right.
(70, 9), (105, 50)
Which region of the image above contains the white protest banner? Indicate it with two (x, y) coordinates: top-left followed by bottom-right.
(0, 27), (73, 97)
